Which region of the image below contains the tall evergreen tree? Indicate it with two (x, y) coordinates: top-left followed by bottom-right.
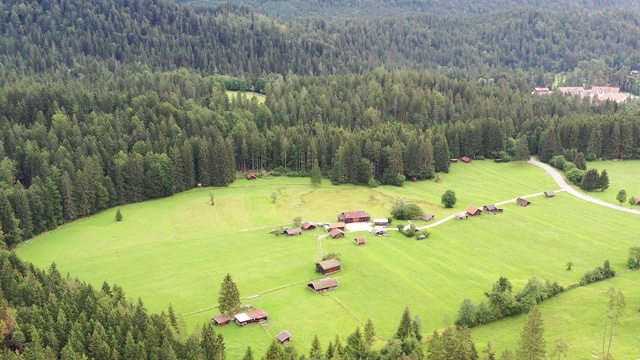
(433, 133), (450, 173)
(516, 306), (545, 360)
(580, 169), (600, 191)
(0, 191), (21, 248)
(395, 307), (414, 340)
(218, 273), (241, 316)
(364, 319), (376, 348)
(539, 128), (559, 163)
(598, 170), (610, 191)
(263, 340), (284, 360)
(573, 152), (586, 170)
(515, 135), (530, 162)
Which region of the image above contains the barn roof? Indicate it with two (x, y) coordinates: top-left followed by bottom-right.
(328, 222), (346, 229)
(338, 211), (370, 220)
(317, 259), (341, 270)
(329, 228), (345, 237)
(308, 278), (340, 291)
(211, 314), (231, 323)
(483, 204), (498, 211)
(285, 227), (302, 236)
(276, 330), (291, 342)
(302, 221), (315, 230)
(234, 313), (251, 322)
(355, 237), (366, 244)
(516, 197), (531, 205)
(466, 205), (480, 214)
(245, 309), (268, 319)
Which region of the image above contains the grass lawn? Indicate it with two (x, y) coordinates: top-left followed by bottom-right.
(227, 91), (266, 104)
(16, 161), (640, 358)
(576, 160), (640, 206)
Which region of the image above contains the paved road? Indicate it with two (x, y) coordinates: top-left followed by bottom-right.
(528, 158), (640, 215)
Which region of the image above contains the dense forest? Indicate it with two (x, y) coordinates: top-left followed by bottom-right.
(1, 0), (640, 357)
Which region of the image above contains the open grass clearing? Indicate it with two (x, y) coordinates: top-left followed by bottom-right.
(226, 90), (266, 104)
(16, 161), (640, 358)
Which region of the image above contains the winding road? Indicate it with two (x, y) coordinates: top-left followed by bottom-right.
(527, 158), (640, 215)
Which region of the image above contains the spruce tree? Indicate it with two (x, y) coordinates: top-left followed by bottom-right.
(364, 319), (376, 348)
(243, 346), (254, 360)
(539, 128), (559, 163)
(573, 152), (586, 170)
(116, 208), (123, 221)
(580, 169), (599, 191)
(309, 335), (323, 360)
(598, 170), (610, 191)
(218, 273), (241, 315)
(395, 307), (413, 340)
(515, 135), (530, 162)
(433, 134), (450, 173)
(516, 306), (546, 360)
(263, 340), (284, 360)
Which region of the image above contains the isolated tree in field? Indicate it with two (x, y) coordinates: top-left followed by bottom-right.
(218, 273), (240, 316)
(629, 196), (636, 208)
(516, 305), (545, 360)
(602, 287), (625, 360)
(515, 135), (530, 162)
(292, 216), (302, 228)
(616, 189), (626, 206)
(115, 208), (123, 221)
(441, 190), (457, 208)
(270, 192), (278, 204)
(209, 192), (215, 206)
(574, 152), (586, 170)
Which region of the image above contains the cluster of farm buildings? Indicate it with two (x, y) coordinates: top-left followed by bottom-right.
(454, 191), (555, 220)
(532, 86), (631, 103)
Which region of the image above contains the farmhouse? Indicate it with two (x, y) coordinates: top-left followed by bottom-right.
(455, 213), (467, 220)
(544, 191), (555, 198)
(354, 237), (366, 245)
(246, 173), (257, 180)
(211, 314), (231, 326)
(466, 205), (481, 216)
(301, 221), (316, 230)
(234, 309), (269, 326)
(461, 156), (471, 163)
(285, 227), (303, 236)
(329, 229), (345, 238)
(373, 218), (389, 226)
(276, 330), (291, 345)
(516, 198), (531, 207)
(371, 226), (387, 236)
(316, 259), (342, 275)
(482, 204), (503, 214)
(337, 211), (371, 223)
(328, 222), (346, 231)
(308, 278), (340, 293)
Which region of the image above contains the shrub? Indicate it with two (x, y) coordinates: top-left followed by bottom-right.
(565, 168), (585, 185)
(391, 199), (425, 220)
(627, 246), (640, 269)
(579, 260), (615, 285)
(549, 155), (566, 170)
(414, 230), (430, 240)
(368, 178), (380, 188)
(562, 162), (576, 172)
(475, 155), (485, 160)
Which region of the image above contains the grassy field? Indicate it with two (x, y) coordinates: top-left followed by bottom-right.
(227, 91), (266, 104)
(16, 161), (640, 358)
(577, 160), (640, 206)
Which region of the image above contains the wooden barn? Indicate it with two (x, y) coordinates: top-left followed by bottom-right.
(234, 309), (269, 326)
(455, 213), (468, 220)
(466, 205), (481, 216)
(461, 156), (472, 163)
(414, 214), (435, 221)
(482, 204), (503, 214)
(316, 259), (342, 275)
(450, 158), (458, 163)
(302, 222), (316, 230)
(371, 226), (387, 236)
(246, 173), (257, 180)
(308, 278), (340, 293)
(337, 211), (371, 223)
(285, 227), (303, 236)
(354, 237), (366, 245)
(329, 229), (345, 238)
(494, 158), (502, 163)
(211, 314), (231, 326)
(373, 218), (389, 226)
(328, 222), (346, 231)
(516, 198), (531, 207)
(276, 331), (292, 345)
(636, 199), (640, 206)
(544, 191), (556, 198)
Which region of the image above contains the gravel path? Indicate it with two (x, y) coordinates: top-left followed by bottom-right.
(528, 158), (640, 215)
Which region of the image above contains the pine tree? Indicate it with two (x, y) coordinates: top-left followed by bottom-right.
(364, 319), (376, 348)
(539, 128), (559, 163)
(433, 134), (450, 173)
(243, 346), (254, 360)
(515, 135), (530, 162)
(263, 340), (284, 360)
(218, 273), (241, 315)
(116, 208), (123, 221)
(516, 306), (546, 360)
(345, 327), (366, 359)
(580, 169), (599, 191)
(309, 335), (323, 360)
(598, 170), (610, 191)
(573, 152), (586, 170)
(395, 307), (413, 340)
(310, 160), (322, 187)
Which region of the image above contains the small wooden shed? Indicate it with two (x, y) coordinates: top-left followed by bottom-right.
(285, 227), (303, 236)
(328, 222), (346, 231)
(316, 259), (342, 275)
(450, 158), (458, 163)
(461, 156), (471, 163)
(371, 226), (387, 236)
(211, 314), (231, 326)
(516, 198), (531, 207)
(482, 204), (503, 214)
(329, 229), (345, 238)
(373, 218), (389, 226)
(354, 237), (366, 245)
(466, 205), (481, 216)
(494, 158), (502, 163)
(302, 221), (316, 230)
(276, 330), (292, 344)
(308, 278), (340, 293)
(246, 173), (257, 180)
(544, 191), (556, 198)
(455, 213), (468, 220)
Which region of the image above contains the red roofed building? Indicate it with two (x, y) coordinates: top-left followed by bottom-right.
(466, 206), (481, 216)
(234, 309), (269, 326)
(591, 86), (620, 94)
(354, 237), (366, 245)
(461, 156), (471, 163)
(337, 211), (371, 223)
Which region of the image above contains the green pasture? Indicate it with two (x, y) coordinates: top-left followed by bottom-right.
(227, 91), (266, 104)
(471, 270), (640, 359)
(578, 160), (640, 206)
(16, 161), (640, 358)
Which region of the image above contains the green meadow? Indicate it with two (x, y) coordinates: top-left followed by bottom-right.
(16, 161), (640, 358)
(227, 90), (266, 104)
(578, 160), (640, 206)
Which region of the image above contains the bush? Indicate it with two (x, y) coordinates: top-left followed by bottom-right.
(391, 199), (424, 220)
(368, 178), (380, 188)
(627, 246), (640, 269)
(579, 260), (615, 286)
(566, 168), (585, 185)
(563, 148), (578, 162)
(562, 162), (576, 172)
(415, 230), (430, 240)
(475, 155), (485, 160)
(549, 155), (566, 170)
